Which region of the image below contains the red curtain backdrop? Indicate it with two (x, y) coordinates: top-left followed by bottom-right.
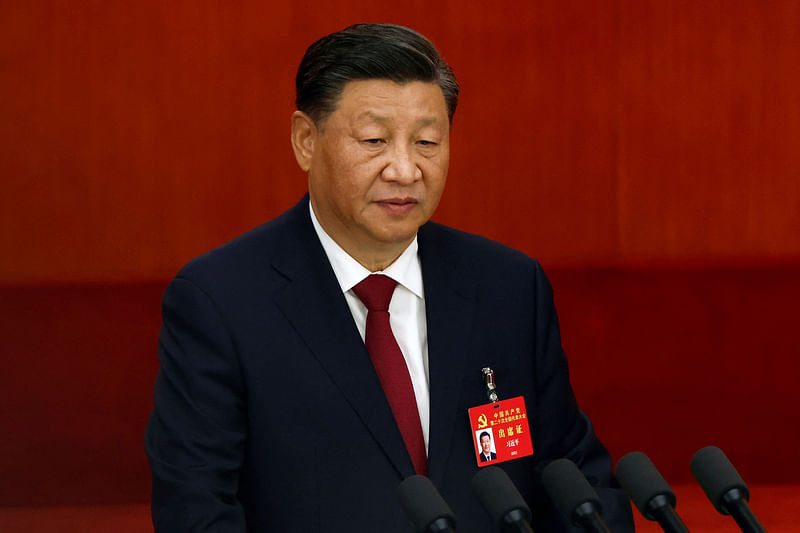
(1, 0), (799, 523)
(2, 1), (798, 284)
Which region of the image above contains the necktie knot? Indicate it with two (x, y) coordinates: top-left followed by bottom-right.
(353, 274), (397, 312)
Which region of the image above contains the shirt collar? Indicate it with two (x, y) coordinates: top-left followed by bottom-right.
(309, 201), (424, 298)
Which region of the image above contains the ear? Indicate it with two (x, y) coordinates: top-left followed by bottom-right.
(290, 110), (317, 172)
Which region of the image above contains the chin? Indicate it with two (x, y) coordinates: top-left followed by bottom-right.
(384, 226), (421, 243)
(366, 220), (417, 241)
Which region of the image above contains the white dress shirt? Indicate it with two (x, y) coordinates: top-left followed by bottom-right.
(309, 203), (430, 452)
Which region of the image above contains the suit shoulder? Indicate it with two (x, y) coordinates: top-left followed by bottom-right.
(174, 202), (302, 289)
(420, 221), (543, 274)
(178, 222), (271, 279)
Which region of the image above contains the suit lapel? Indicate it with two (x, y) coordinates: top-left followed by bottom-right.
(418, 224), (477, 486)
(270, 198), (416, 478)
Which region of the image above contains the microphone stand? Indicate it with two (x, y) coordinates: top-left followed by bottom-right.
(574, 502), (612, 533)
(722, 489), (766, 533)
(646, 494), (690, 533)
(499, 509), (535, 533)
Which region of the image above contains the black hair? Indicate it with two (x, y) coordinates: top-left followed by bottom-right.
(479, 431), (490, 441)
(295, 23), (459, 125)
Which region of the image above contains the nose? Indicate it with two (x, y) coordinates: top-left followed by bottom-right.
(381, 143), (422, 184)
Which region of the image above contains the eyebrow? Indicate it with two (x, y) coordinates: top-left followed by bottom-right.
(353, 111), (440, 127)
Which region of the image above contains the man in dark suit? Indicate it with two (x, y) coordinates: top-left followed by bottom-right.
(478, 431), (497, 462)
(145, 23), (634, 532)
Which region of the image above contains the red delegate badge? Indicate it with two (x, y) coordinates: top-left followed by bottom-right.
(468, 396), (534, 466)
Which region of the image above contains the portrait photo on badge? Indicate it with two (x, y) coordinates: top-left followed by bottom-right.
(475, 428), (497, 463)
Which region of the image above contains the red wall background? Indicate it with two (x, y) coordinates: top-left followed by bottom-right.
(1, 0), (799, 512)
(3, 1), (798, 285)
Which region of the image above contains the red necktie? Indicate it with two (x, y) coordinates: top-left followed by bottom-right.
(353, 274), (427, 475)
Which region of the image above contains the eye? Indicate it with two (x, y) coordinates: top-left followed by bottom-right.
(417, 140), (438, 147)
(362, 138), (384, 145)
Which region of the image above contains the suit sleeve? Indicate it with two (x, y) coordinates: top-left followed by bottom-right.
(145, 276), (248, 532)
(531, 261), (634, 532)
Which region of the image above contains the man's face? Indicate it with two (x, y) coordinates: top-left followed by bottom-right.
(301, 79), (450, 267)
(481, 435), (491, 454)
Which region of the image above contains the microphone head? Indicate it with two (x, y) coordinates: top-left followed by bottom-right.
(690, 446), (749, 515)
(541, 458), (602, 526)
(471, 466), (532, 528)
(615, 451), (676, 520)
(397, 475), (457, 533)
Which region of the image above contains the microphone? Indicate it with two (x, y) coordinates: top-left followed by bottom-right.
(690, 446), (766, 533)
(397, 475), (457, 533)
(471, 466), (535, 532)
(541, 458), (612, 533)
(615, 451), (690, 533)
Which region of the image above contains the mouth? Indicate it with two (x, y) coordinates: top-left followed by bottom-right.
(375, 197), (418, 215)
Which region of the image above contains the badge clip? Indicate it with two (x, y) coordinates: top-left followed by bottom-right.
(481, 367), (498, 403)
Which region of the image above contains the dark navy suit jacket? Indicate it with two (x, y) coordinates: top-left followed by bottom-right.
(145, 195), (633, 532)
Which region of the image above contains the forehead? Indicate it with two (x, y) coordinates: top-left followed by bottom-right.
(331, 79), (449, 124)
